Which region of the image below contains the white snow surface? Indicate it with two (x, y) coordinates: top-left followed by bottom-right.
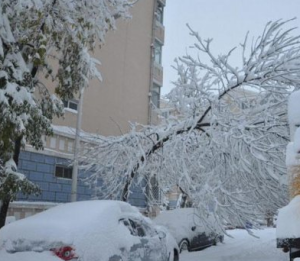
(154, 208), (213, 244)
(277, 195), (300, 239)
(286, 142), (300, 167)
(181, 228), (286, 261)
(294, 128), (300, 154)
(0, 200), (151, 261)
(288, 90), (300, 126)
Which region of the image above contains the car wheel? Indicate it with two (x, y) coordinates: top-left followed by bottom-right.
(173, 249), (179, 261)
(179, 239), (189, 253)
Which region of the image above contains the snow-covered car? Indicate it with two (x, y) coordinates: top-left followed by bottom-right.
(0, 200), (179, 261)
(154, 208), (223, 252)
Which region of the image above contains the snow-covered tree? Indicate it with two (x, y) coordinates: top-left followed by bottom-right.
(81, 20), (300, 230)
(0, 0), (135, 228)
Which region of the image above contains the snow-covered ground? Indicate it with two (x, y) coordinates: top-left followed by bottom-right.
(181, 228), (287, 261)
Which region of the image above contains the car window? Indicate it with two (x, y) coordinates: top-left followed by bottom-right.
(121, 219), (135, 235)
(120, 218), (146, 237)
(130, 219), (146, 237)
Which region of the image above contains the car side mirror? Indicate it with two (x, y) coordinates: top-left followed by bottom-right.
(158, 231), (166, 240)
(191, 226), (196, 231)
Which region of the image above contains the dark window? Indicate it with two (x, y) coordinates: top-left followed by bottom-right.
(121, 218), (146, 237)
(63, 100), (78, 111)
(241, 102), (248, 109)
(130, 219), (146, 237)
(151, 84), (160, 108)
(55, 165), (73, 179)
(154, 40), (162, 65)
(121, 219), (135, 235)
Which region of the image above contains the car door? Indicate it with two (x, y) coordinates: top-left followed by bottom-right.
(190, 225), (211, 250)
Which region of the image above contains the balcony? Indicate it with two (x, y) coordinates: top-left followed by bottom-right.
(155, 22), (165, 44)
(153, 62), (163, 86)
(158, 0), (166, 7)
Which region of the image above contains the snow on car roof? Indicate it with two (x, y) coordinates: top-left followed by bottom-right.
(154, 208), (205, 243)
(0, 200), (142, 260)
(154, 208), (204, 226)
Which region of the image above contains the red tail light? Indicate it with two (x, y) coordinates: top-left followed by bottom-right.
(51, 246), (77, 260)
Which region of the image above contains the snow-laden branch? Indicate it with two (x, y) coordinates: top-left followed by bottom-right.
(82, 20), (299, 229)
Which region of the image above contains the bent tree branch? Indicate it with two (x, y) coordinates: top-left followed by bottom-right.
(121, 20), (299, 201)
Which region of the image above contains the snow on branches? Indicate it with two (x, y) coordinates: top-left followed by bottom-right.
(82, 20), (300, 229)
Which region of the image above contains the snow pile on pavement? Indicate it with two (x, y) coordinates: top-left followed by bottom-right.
(277, 195), (300, 238)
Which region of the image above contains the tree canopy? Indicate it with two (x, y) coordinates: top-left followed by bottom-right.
(81, 19), (300, 230)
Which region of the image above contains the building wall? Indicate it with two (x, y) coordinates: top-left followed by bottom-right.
(17, 150), (92, 203)
(54, 0), (160, 136)
(15, 148), (147, 205)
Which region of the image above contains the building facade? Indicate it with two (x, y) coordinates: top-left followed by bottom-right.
(9, 0), (166, 219)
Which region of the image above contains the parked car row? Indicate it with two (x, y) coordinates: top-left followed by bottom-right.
(0, 201), (179, 261)
(0, 201), (223, 261)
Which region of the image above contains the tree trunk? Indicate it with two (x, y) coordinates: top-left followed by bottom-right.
(180, 194), (187, 208)
(0, 136), (22, 228)
(178, 186), (189, 208)
(0, 198), (10, 228)
(13, 136), (22, 166)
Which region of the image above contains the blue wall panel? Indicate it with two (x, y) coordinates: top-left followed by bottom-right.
(17, 150), (148, 208)
(17, 151), (92, 203)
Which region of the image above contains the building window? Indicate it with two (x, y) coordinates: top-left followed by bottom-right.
(155, 1), (164, 24)
(50, 137), (56, 149)
(55, 164), (73, 179)
(154, 40), (162, 65)
(59, 139), (65, 151)
(162, 111), (169, 119)
(67, 141), (73, 153)
(151, 84), (160, 108)
(63, 99), (78, 111)
(41, 135), (46, 146)
(149, 175), (160, 202)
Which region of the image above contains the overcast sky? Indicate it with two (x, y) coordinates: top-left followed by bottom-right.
(161, 0), (300, 94)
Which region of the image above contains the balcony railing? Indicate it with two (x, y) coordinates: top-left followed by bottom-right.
(155, 22), (165, 44)
(153, 62), (163, 86)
